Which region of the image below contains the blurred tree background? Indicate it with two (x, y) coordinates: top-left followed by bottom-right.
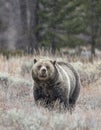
(0, 0), (101, 58)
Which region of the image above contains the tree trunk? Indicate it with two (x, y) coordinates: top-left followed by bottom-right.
(90, 0), (96, 63)
(51, 0), (58, 54)
(90, 34), (96, 63)
(19, 0), (28, 51)
(51, 36), (56, 54)
(27, 0), (39, 54)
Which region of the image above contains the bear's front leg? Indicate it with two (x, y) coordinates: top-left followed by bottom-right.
(33, 87), (44, 102)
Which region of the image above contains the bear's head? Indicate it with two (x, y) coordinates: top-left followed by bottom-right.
(32, 58), (56, 81)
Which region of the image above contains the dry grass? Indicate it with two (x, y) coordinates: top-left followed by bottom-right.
(0, 54), (101, 130)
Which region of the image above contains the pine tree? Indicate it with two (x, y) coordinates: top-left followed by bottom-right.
(82, 0), (101, 62)
(37, 0), (84, 53)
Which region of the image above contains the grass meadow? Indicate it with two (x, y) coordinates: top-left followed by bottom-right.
(0, 53), (101, 130)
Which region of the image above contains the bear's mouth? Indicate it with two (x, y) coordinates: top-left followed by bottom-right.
(40, 75), (47, 78)
(38, 73), (48, 80)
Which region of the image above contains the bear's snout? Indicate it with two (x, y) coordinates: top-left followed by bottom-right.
(41, 68), (46, 73)
(40, 66), (47, 75)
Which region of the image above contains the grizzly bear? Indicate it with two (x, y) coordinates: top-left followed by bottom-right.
(32, 58), (81, 109)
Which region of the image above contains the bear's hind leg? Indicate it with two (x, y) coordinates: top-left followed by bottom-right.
(69, 81), (81, 108)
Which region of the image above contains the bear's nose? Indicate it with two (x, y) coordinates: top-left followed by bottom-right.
(41, 67), (47, 73)
(41, 68), (46, 73)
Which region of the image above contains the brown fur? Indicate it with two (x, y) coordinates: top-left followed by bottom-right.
(32, 58), (81, 109)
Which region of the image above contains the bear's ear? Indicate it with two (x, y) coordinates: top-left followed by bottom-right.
(34, 59), (37, 64)
(50, 60), (56, 65)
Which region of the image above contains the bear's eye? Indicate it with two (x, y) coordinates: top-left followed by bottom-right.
(46, 65), (50, 69)
(37, 65), (41, 69)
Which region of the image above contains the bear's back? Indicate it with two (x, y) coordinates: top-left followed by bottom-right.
(56, 62), (77, 95)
